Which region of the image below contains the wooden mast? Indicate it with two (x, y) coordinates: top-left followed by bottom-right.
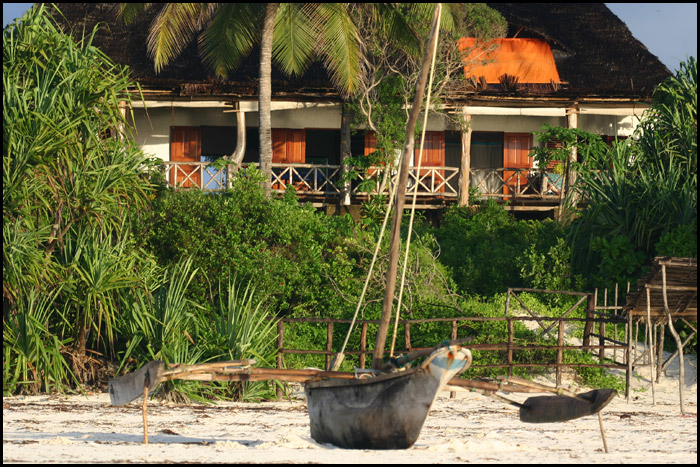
(372, 4), (443, 370)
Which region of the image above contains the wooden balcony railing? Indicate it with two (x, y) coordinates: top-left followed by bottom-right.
(161, 161), (568, 204)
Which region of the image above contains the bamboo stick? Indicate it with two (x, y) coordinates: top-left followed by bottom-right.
(142, 381), (149, 444)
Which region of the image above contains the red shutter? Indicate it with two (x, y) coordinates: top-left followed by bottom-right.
(170, 126), (201, 188)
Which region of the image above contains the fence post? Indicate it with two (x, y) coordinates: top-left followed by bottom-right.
(599, 288), (607, 361)
(583, 292), (595, 348)
(507, 317), (514, 377)
(450, 320), (458, 399)
(405, 322), (412, 352)
(359, 322), (368, 369)
(556, 318), (564, 387)
(277, 321), (285, 399)
(326, 321), (334, 371)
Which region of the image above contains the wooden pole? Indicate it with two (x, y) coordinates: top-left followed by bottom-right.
(373, 3), (442, 370)
(359, 322), (368, 369)
(556, 319), (564, 387)
(661, 264), (686, 414)
(340, 104), (352, 205)
(142, 381), (149, 444)
(597, 412), (609, 453)
(645, 286), (656, 405)
(459, 110), (472, 206)
(626, 308), (633, 401)
(583, 292), (595, 348)
(507, 318), (514, 377)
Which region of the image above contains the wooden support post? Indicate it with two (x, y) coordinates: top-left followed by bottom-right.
(599, 289), (606, 361)
(661, 264), (686, 414)
(507, 318), (514, 377)
(626, 309), (633, 401)
(404, 322), (412, 352)
(458, 109), (472, 206)
(142, 381), (149, 444)
(556, 319), (564, 387)
(598, 412), (609, 453)
(561, 105), (579, 218)
(613, 284), (619, 363)
(340, 104), (352, 205)
(656, 324), (665, 383)
(276, 321), (285, 399)
(326, 321), (334, 371)
(450, 320), (458, 399)
(359, 322), (368, 369)
(645, 286), (656, 405)
(583, 292), (595, 348)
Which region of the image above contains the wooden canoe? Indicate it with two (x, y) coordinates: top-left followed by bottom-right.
(304, 345), (472, 449)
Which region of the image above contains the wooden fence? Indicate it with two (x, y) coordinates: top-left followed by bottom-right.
(276, 294), (627, 389)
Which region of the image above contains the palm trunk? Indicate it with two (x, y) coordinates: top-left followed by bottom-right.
(258, 3), (279, 196)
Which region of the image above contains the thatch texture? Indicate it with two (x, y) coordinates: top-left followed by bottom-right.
(482, 3), (671, 98)
(48, 3), (670, 101)
(48, 3), (337, 99)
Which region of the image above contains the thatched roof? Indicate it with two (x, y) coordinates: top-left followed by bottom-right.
(48, 3), (670, 102)
(49, 3), (338, 100)
(482, 3), (671, 98)
(622, 257), (697, 325)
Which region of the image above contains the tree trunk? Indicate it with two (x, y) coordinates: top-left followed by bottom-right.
(258, 3), (279, 196)
(340, 103), (352, 205)
(224, 102), (247, 188)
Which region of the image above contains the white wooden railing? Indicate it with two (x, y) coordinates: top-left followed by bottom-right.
(161, 161), (566, 201)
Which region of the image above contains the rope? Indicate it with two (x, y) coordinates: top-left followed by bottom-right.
(390, 4), (442, 357)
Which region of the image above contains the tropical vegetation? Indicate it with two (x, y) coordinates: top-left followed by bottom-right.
(3, 5), (696, 400)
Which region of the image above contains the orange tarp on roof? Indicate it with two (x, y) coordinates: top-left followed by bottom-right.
(459, 38), (561, 84)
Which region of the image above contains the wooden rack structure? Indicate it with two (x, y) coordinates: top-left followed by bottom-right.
(621, 257), (697, 414)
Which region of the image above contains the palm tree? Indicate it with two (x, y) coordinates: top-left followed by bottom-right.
(119, 3), (363, 195)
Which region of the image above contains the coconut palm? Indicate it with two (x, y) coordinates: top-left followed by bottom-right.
(119, 3), (364, 195)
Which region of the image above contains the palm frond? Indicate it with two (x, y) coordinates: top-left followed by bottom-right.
(271, 3), (317, 77)
(311, 3), (363, 97)
(116, 3), (150, 24)
(147, 3), (210, 73)
(199, 3), (264, 78)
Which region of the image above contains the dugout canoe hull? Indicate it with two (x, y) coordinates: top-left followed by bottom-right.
(304, 345), (472, 449)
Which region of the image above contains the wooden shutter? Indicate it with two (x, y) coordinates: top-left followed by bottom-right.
(415, 131), (445, 193)
(503, 133), (532, 194)
(170, 126), (201, 188)
(272, 129), (305, 163)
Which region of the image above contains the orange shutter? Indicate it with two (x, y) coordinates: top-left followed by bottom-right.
(415, 131), (445, 192)
(503, 133), (532, 194)
(364, 131), (377, 156)
(272, 129), (306, 163)
(170, 126), (201, 188)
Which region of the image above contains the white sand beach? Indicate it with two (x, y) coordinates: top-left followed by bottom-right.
(3, 352), (696, 464)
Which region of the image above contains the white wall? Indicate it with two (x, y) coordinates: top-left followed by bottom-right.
(130, 101), (343, 161)
(129, 100), (649, 162)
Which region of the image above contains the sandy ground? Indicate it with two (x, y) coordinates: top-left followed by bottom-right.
(4, 352), (697, 464)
